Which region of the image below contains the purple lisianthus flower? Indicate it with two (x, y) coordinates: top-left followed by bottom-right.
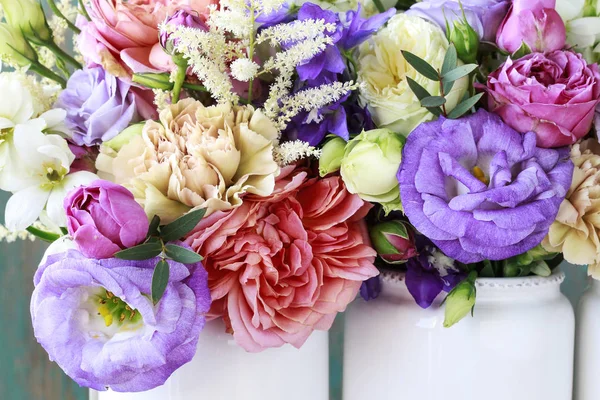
(55, 67), (139, 146)
(31, 248), (211, 392)
(398, 109), (573, 264)
(65, 180), (149, 259)
(406, 0), (510, 42)
(339, 6), (396, 50)
(406, 241), (465, 308)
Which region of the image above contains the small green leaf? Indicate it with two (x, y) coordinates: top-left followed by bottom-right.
(420, 96), (446, 108)
(442, 45), (457, 75)
(160, 208), (207, 242)
(442, 64), (478, 84)
(443, 80), (455, 97)
(406, 76), (432, 101)
(447, 93), (484, 119)
(426, 107), (443, 117)
(164, 244), (203, 264)
(114, 241), (163, 261)
(401, 50), (440, 81)
(147, 215), (161, 238)
(152, 259), (170, 305)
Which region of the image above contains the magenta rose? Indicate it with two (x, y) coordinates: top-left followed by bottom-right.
(65, 180), (149, 259)
(481, 50), (600, 148)
(496, 0), (566, 53)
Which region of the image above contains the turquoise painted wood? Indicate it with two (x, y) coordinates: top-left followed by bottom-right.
(0, 192), (87, 400)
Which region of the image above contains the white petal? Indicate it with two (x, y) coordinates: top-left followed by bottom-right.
(39, 109), (66, 129)
(569, 17), (600, 37)
(0, 117), (15, 130)
(556, 0), (585, 21)
(5, 186), (50, 231)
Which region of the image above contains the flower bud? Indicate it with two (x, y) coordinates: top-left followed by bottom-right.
(448, 19), (479, 63)
(443, 271), (477, 328)
(160, 10), (207, 55)
(104, 123), (145, 152)
(0, 0), (52, 43)
(369, 220), (417, 264)
(0, 23), (38, 67)
(319, 136), (346, 177)
(360, 276), (382, 301)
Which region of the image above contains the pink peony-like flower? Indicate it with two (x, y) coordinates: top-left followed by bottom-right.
(185, 167), (378, 352)
(481, 50), (600, 148)
(77, 0), (214, 78)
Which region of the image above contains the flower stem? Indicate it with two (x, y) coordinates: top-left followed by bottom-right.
(247, 6), (257, 104)
(373, 0), (386, 13)
(26, 226), (61, 243)
(47, 0), (81, 34)
(78, 0), (91, 21)
(45, 40), (83, 70)
(29, 62), (67, 87)
(172, 62), (188, 104)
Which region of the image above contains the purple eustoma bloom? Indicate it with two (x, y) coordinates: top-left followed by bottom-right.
(406, 0), (510, 42)
(31, 249), (211, 392)
(339, 6), (397, 50)
(54, 67), (139, 146)
(398, 109), (573, 264)
(405, 241), (465, 309)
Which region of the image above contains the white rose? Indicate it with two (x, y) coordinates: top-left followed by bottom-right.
(357, 14), (468, 135)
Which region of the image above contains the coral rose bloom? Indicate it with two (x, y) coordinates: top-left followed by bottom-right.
(185, 168), (378, 352)
(78, 0), (214, 78)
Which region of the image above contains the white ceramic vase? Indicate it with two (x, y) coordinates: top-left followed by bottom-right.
(343, 269), (574, 400)
(575, 277), (600, 400)
(91, 320), (329, 400)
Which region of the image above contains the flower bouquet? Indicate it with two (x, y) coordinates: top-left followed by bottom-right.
(0, 0), (599, 397)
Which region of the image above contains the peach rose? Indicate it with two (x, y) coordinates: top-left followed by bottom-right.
(185, 167), (379, 352)
(77, 0), (214, 78)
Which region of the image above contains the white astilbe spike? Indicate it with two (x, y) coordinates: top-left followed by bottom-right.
(0, 224), (36, 243)
(274, 140), (322, 166)
(257, 20), (337, 45)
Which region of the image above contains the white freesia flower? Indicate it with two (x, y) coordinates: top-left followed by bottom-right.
(4, 118), (97, 231)
(556, 0), (600, 63)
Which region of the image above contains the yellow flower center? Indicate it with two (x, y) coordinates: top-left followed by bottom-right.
(472, 166), (489, 185)
(96, 290), (141, 328)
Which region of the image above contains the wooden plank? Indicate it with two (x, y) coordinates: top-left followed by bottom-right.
(0, 192), (86, 400)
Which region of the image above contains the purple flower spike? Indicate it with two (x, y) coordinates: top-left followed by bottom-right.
(31, 249), (211, 392)
(54, 67), (139, 146)
(398, 109), (574, 264)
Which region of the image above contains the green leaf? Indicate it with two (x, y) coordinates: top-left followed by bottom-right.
(401, 50), (440, 81)
(442, 64), (478, 84)
(406, 76), (433, 101)
(114, 241), (163, 261)
(420, 96), (446, 107)
(164, 244), (203, 264)
(443, 80), (455, 97)
(152, 259), (170, 305)
(147, 215), (161, 238)
(426, 107), (443, 117)
(480, 260), (495, 277)
(160, 208), (207, 242)
(442, 45), (458, 75)
(447, 93), (484, 119)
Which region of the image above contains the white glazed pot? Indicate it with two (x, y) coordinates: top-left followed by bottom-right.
(343, 269), (574, 400)
(575, 277), (600, 400)
(91, 319), (329, 400)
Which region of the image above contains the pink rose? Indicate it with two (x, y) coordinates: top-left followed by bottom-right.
(481, 50), (600, 148)
(78, 0), (214, 78)
(496, 0), (566, 53)
(185, 167), (378, 352)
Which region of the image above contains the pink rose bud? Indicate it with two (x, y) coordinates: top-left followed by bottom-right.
(64, 180), (150, 259)
(369, 221), (418, 264)
(496, 0), (566, 54)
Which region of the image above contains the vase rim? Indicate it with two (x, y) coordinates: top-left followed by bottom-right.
(379, 268), (565, 290)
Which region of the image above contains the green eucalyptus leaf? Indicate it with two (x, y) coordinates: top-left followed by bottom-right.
(443, 79), (455, 97)
(426, 107), (443, 117)
(442, 45), (458, 75)
(152, 259), (170, 305)
(160, 208), (207, 242)
(420, 96), (446, 107)
(406, 76), (432, 101)
(164, 244), (204, 264)
(147, 215), (161, 238)
(442, 64), (478, 83)
(447, 93), (484, 119)
(114, 241), (163, 261)
(401, 50), (440, 81)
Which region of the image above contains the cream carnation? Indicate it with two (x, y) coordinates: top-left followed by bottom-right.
(543, 140), (600, 278)
(357, 14), (468, 134)
(96, 99), (280, 223)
